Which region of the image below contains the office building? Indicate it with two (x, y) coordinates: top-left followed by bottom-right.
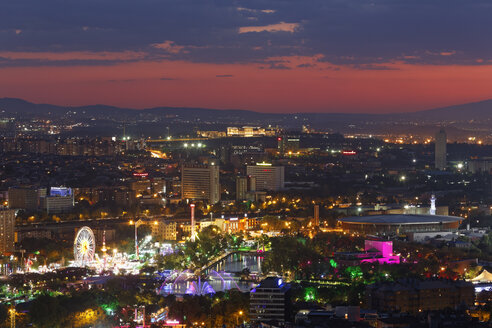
(222, 217), (248, 233)
(94, 187), (136, 207)
(435, 129), (447, 170)
(42, 195), (74, 214)
(181, 164), (220, 204)
(41, 187), (74, 214)
(130, 180), (151, 196)
(236, 176), (256, 201)
(16, 228), (52, 242)
(277, 135), (300, 154)
(246, 163), (284, 191)
(467, 158), (492, 174)
(151, 221), (177, 241)
(366, 278), (474, 314)
(151, 177), (167, 194)
(0, 209), (16, 253)
(8, 186), (39, 211)
(250, 277), (291, 324)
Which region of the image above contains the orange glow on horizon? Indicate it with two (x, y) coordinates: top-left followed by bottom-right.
(1, 56), (492, 113)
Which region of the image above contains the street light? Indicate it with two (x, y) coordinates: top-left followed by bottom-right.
(236, 310), (243, 326)
(9, 307), (16, 328)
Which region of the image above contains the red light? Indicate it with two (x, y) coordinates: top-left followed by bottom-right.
(342, 150), (357, 155)
(277, 137), (282, 141)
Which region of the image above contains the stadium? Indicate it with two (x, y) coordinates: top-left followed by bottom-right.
(338, 214), (463, 235)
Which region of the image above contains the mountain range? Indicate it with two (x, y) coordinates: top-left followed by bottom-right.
(0, 97), (491, 128)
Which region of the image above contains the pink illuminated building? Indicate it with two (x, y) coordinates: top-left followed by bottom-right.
(361, 239), (400, 264)
(364, 240), (393, 257)
(335, 239), (400, 266)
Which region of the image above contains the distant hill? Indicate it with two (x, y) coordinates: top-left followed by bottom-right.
(403, 99), (492, 121)
(0, 97), (491, 126)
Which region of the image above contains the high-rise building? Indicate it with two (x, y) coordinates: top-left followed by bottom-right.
(246, 163), (284, 191)
(181, 164), (220, 204)
(236, 176), (247, 201)
(236, 176), (256, 201)
(0, 209), (16, 253)
(42, 195), (74, 214)
(250, 277), (291, 324)
(41, 187), (74, 214)
(277, 135), (300, 154)
(8, 186), (39, 211)
(435, 129), (447, 170)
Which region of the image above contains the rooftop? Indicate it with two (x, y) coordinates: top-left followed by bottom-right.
(339, 214), (462, 225)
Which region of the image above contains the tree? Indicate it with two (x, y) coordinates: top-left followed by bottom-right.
(29, 294), (68, 328)
(0, 303), (7, 326)
(262, 236), (320, 278)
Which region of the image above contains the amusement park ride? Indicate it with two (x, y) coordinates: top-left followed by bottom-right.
(74, 226), (96, 266)
(71, 226), (141, 273)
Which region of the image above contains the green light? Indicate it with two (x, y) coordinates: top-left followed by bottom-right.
(329, 259), (338, 268)
(346, 266), (363, 280)
(101, 304), (115, 315)
(304, 287), (316, 302)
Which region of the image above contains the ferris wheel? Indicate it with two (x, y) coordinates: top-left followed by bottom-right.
(74, 226), (96, 266)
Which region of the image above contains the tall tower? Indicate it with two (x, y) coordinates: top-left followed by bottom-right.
(430, 194), (436, 215)
(190, 203), (196, 242)
(435, 129), (447, 170)
(314, 204), (320, 227)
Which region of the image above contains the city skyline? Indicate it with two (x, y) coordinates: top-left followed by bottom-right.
(1, 1), (492, 113)
(2, 2), (492, 326)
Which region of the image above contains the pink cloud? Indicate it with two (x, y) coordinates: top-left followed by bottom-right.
(152, 41), (186, 54)
(425, 50), (457, 56)
(440, 51), (456, 56)
(237, 7), (276, 14)
(0, 50), (146, 61)
(238, 22), (300, 34)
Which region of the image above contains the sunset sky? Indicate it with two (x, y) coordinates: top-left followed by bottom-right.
(1, 0), (492, 113)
